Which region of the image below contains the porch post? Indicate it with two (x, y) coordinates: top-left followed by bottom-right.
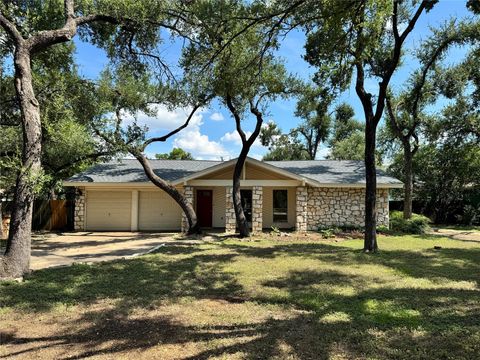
(181, 186), (194, 232)
(225, 186), (236, 233)
(74, 187), (86, 231)
(252, 186), (263, 233)
(296, 186), (308, 232)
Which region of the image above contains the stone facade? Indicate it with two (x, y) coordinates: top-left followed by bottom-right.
(295, 187), (308, 232)
(305, 187), (389, 230)
(225, 186), (236, 233)
(251, 186), (263, 233)
(181, 186), (194, 233)
(73, 184), (390, 233)
(74, 188), (85, 231)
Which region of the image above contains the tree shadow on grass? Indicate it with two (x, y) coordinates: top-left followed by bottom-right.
(0, 247), (243, 312)
(3, 270), (479, 360)
(221, 241), (480, 285)
(1, 240), (479, 359)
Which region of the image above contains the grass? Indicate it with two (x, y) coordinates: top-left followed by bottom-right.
(1, 233), (480, 359)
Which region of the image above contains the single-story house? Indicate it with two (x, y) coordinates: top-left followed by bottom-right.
(64, 157), (403, 232)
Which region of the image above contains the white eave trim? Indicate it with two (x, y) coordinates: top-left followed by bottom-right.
(64, 180), (403, 189)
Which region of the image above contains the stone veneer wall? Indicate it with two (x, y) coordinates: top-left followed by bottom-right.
(295, 187), (308, 232)
(305, 187), (389, 230)
(181, 186), (194, 233)
(251, 186), (263, 233)
(74, 187), (85, 231)
(225, 186), (236, 233)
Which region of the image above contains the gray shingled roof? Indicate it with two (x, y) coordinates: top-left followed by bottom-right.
(266, 160), (402, 185)
(66, 159), (220, 183)
(65, 158), (402, 186)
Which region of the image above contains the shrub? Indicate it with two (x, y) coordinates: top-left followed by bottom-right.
(317, 225), (341, 238)
(389, 211), (431, 234)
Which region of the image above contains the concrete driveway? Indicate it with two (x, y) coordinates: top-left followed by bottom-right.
(30, 232), (187, 270)
(429, 228), (480, 242)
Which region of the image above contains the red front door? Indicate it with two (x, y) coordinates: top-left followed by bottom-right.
(196, 190), (213, 228)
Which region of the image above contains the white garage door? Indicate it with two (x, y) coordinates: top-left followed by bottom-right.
(138, 191), (182, 231)
(86, 191), (132, 231)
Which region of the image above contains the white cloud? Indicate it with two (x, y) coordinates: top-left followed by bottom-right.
(220, 130), (263, 148)
(165, 109), (232, 160)
(173, 128), (230, 160)
(123, 105), (203, 133)
(209, 112), (224, 121)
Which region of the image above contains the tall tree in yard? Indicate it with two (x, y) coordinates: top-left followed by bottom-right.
(0, 0), (175, 279)
(302, 0), (437, 251)
(384, 19), (480, 219)
(182, 1), (298, 237)
(260, 85), (332, 161)
(91, 68), (210, 235)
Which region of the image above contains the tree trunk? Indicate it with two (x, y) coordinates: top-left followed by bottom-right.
(1, 49), (42, 279)
(0, 198), (3, 240)
(233, 147), (250, 238)
(135, 154), (199, 234)
(403, 140), (413, 219)
(364, 120), (377, 252)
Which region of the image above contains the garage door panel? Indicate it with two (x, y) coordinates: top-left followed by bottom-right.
(138, 191), (182, 231)
(86, 191), (131, 231)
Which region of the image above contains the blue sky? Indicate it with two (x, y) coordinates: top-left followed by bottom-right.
(73, 1), (473, 160)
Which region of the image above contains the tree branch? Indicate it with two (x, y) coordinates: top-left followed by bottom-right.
(0, 13), (24, 45)
(142, 103), (203, 149)
(374, 0), (429, 123)
(248, 99), (264, 146)
(226, 93), (247, 145)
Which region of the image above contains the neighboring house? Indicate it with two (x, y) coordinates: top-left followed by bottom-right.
(64, 157), (402, 232)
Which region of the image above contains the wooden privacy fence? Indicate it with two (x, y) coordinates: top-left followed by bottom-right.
(1, 199), (73, 239)
(32, 200), (73, 231)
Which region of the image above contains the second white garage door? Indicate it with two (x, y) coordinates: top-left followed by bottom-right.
(86, 191), (132, 231)
(138, 191), (182, 231)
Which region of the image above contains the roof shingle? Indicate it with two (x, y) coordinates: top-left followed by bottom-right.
(66, 158), (402, 186)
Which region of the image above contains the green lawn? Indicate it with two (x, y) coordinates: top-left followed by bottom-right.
(1, 234), (479, 359)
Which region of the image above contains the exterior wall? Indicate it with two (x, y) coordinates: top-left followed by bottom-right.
(74, 187), (86, 231)
(225, 186), (236, 233)
(251, 186), (263, 233)
(245, 164), (290, 180)
(262, 187), (296, 229)
(198, 163), (290, 180)
(212, 187), (226, 228)
(305, 187), (389, 230)
(74, 184), (390, 233)
(295, 187), (308, 232)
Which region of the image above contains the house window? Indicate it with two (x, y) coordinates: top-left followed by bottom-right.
(273, 190), (288, 222)
(240, 190), (252, 222)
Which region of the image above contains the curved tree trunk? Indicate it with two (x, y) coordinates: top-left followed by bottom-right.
(232, 147), (250, 237)
(135, 154), (199, 234)
(403, 140), (413, 219)
(364, 120), (378, 252)
(1, 49), (42, 279)
(228, 98), (264, 239)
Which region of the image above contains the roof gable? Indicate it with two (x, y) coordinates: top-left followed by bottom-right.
(172, 157), (310, 185)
